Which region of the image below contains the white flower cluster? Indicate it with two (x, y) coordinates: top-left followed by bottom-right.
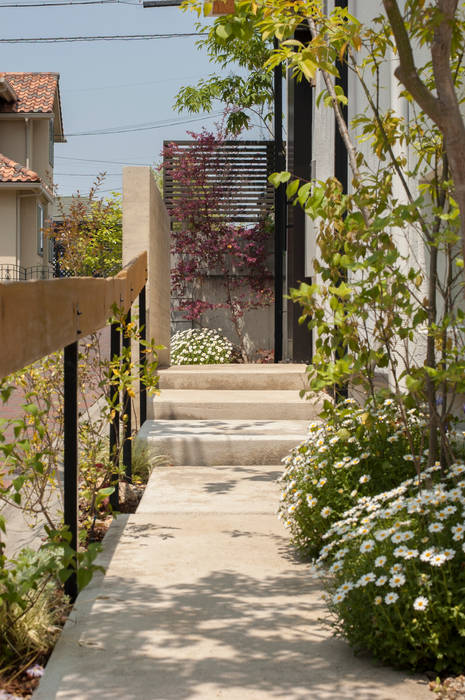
(317, 462), (465, 614)
(277, 398), (423, 547)
(170, 328), (238, 365)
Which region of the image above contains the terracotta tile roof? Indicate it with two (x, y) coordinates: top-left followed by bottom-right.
(0, 72), (58, 113)
(0, 153), (41, 183)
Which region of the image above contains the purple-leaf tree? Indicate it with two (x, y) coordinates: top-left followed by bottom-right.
(164, 129), (274, 362)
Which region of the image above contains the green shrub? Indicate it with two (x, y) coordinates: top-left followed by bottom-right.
(317, 463), (465, 673)
(170, 328), (240, 365)
(278, 398), (424, 558)
(0, 547), (68, 667)
(131, 442), (171, 484)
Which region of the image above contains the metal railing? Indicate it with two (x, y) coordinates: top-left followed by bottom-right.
(0, 252), (148, 600)
(0, 264), (54, 281)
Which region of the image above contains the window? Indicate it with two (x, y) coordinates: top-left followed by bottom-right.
(49, 118), (54, 167)
(37, 203), (44, 256)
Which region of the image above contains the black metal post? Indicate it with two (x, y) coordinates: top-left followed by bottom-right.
(274, 37), (285, 363)
(123, 309), (132, 482)
(64, 341), (78, 601)
(109, 322), (120, 510)
(139, 286), (147, 426)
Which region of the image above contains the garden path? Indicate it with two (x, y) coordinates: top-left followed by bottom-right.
(34, 365), (431, 699)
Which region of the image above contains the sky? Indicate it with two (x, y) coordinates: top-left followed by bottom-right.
(0, 0), (249, 197)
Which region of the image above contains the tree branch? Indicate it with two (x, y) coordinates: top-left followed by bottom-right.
(382, 0), (443, 126)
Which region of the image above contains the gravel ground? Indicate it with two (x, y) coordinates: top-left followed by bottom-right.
(429, 676), (465, 698)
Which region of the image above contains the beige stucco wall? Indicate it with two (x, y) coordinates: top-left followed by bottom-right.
(0, 117), (53, 184)
(122, 167), (171, 367)
(33, 118), (53, 187)
(0, 120), (26, 166)
(0, 191), (51, 272)
(0, 116), (54, 275)
(0, 190), (17, 266)
(20, 196), (38, 268)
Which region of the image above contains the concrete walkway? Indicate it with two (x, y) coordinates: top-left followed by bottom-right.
(35, 463), (431, 700)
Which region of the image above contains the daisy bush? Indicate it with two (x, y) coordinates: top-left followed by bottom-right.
(316, 462), (465, 672)
(279, 398), (424, 557)
(170, 328), (240, 365)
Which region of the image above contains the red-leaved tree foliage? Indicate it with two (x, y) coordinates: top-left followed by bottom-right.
(163, 130), (274, 362)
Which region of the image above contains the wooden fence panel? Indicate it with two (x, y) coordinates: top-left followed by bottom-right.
(0, 252), (147, 378)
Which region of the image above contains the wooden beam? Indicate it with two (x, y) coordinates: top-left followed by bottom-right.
(0, 252), (147, 379)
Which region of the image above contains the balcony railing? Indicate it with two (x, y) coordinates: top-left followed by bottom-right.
(0, 264), (55, 281)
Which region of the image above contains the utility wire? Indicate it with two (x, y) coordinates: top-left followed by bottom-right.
(55, 172), (122, 175)
(0, 32), (204, 42)
(65, 112), (223, 137)
(62, 73), (202, 92)
(0, 0), (137, 7)
(56, 155), (153, 164)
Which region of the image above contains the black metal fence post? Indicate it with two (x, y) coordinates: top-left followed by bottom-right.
(122, 309), (132, 482)
(64, 341), (78, 601)
(109, 322), (120, 510)
(139, 286), (147, 426)
(274, 37), (285, 363)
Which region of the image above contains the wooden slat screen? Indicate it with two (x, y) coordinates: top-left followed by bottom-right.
(163, 140), (275, 224)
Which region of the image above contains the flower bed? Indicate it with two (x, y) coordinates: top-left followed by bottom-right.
(278, 398), (423, 557)
(281, 397), (465, 675)
(170, 328), (240, 365)
(316, 463), (465, 673)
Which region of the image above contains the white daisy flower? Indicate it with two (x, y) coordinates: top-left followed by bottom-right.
(420, 549), (435, 562)
(430, 553), (446, 567)
(332, 592), (346, 604)
(451, 524), (464, 540)
(402, 548), (419, 560)
(385, 592), (399, 605)
(357, 572), (376, 587)
(442, 548), (455, 561)
(337, 582), (354, 594)
(413, 596), (428, 611)
(374, 555), (387, 567)
(360, 539), (375, 553)
(389, 573), (406, 588)
(390, 563), (404, 574)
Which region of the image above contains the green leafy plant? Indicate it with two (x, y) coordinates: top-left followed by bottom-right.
(259, 1), (465, 469)
(279, 398), (424, 557)
(170, 328), (241, 364)
(317, 462), (465, 673)
(48, 182), (122, 278)
(177, 0), (273, 135)
(0, 546), (69, 668)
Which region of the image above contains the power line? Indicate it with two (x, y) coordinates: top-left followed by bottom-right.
(56, 155), (153, 164)
(0, 32), (204, 42)
(0, 0), (137, 7)
(65, 112), (223, 137)
(55, 172), (122, 175)
(62, 73), (203, 93)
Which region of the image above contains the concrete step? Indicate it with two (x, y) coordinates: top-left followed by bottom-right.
(150, 389), (323, 421)
(138, 464), (282, 514)
(158, 363), (309, 391)
(136, 419), (310, 466)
